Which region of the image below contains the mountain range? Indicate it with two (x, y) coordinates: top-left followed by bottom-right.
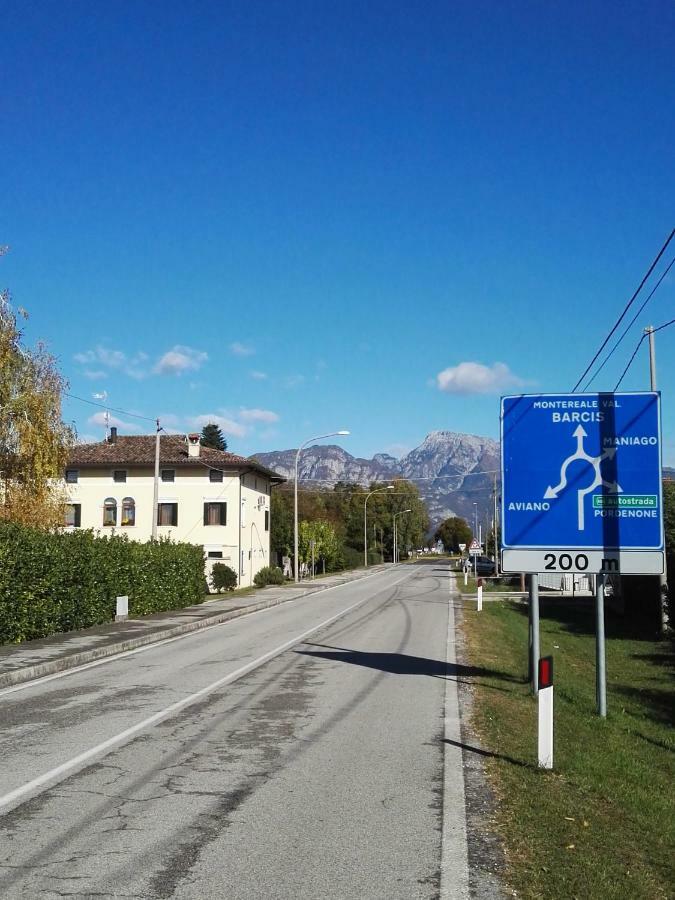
(253, 434), (675, 533)
(252, 431), (500, 531)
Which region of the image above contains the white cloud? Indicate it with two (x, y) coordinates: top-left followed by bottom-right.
(436, 361), (526, 395)
(187, 414), (247, 438)
(249, 370), (268, 380)
(88, 411), (133, 429)
(284, 374), (305, 388)
(158, 413), (182, 428)
(74, 345), (149, 379)
(154, 345), (208, 376)
(239, 407), (279, 423)
(230, 342), (254, 357)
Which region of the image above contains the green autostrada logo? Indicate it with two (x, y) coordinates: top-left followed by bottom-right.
(592, 494), (658, 509)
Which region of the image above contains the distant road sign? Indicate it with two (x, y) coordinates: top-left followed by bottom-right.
(501, 392), (664, 574)
(458, 543), (466, 552)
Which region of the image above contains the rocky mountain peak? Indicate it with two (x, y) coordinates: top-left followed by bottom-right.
(252, 430), (500, 530)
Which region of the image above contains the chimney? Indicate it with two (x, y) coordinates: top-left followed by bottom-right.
(187, 433), (201, 458)
(109, 426), (118, 444)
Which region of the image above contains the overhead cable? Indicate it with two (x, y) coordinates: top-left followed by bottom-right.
(582, 255), (675, 390)
(62, 391), (157, 424)
(613, 314), (675, 392)
(572, 228), (675, 392)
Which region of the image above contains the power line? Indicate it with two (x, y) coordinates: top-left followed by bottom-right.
(572, 228), (675, 392)
(62, 391), (157, 424)
(613, 334), (646, 391)
(582, 255), (675, 390)
(653, 316), (675, 334)
(613, 314), (675, 392)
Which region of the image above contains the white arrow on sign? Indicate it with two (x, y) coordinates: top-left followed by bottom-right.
(543, 425), (622, 530)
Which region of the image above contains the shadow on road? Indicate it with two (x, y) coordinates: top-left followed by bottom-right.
(442, 737), (529, 768)
(295, 642), (522, 684)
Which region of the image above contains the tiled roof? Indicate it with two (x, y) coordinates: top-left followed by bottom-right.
(68, 435), (285, 482)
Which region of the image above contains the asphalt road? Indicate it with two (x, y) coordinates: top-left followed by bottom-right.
(0, 564), (469, 899)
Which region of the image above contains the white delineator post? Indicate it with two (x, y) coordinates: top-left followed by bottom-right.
(477, 577), (483, 612)
(537, 656), (554, 769)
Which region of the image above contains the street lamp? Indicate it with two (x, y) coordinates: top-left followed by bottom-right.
(294, 430), (350, 583)
(364, 485), (394, 567)
(393, 509), (411, 564)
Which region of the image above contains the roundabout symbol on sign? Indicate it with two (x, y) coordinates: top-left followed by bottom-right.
(543, 425), (623, 531)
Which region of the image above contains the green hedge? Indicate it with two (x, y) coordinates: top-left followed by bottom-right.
(0, 523), (206, 644)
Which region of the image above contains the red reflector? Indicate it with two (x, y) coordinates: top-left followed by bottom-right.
(538, 656), (554, 689)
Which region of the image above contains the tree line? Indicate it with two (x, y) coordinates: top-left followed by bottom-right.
(270, 480), (430, 571)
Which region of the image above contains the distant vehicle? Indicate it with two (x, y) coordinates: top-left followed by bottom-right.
(471, 555), (496, 576)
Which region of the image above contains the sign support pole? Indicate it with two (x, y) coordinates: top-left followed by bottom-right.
(595, 573), (607, 717)
(529, 574), (540, 694)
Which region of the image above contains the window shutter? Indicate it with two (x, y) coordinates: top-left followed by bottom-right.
(203, 504), (209, 526)
(74, 504), (81, 528)
(172, 504), (178, 527)
(220, 503), (227, 526)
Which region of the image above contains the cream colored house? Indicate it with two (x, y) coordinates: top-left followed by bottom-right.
(63, 429), (285, 587)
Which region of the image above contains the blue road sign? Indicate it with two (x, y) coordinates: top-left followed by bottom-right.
(501, 392), (663, 553)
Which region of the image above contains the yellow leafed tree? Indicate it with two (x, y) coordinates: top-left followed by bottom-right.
(0, 258), (74, 527)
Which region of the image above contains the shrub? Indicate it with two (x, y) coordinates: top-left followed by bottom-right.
(0, 523), (205, 644)
(338, 545), (363, 571)
(253, 566), (285, 587)
(211, 563), (238, 592)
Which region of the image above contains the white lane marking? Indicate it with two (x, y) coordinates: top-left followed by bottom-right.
(0, 570), (414, 815)
(440, 571), (470, 899)
(0, 567), (401, 698)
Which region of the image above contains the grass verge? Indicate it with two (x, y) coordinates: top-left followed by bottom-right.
(459, 575), (524, 594)
(460, 596), (674, 899)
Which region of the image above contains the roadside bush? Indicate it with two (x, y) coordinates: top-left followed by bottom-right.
(211, 563), (238, 592)
(338, 545), (363, 571)
(0, 523), (205, 645)
(253, 566), (285, 587)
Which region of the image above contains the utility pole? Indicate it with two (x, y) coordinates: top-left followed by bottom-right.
(645, 325), (669, 633)
(151, 419), (160, 540)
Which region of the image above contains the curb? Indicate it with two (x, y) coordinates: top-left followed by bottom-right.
(0, 567), (389, 691)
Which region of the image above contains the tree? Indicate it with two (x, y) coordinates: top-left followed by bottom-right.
(200, 423), (227, 451)
(270, 490), (294, 562)
(434, 517), (473, 553)
(0, 278), (73, 528)
(299, 519), (340, 571)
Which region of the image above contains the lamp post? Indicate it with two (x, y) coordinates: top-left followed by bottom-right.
(364, 485), (394, 567)
(294, 430), (350, 583)
(393, 509), (411, 563)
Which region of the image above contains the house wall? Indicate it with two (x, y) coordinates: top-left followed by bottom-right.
(64, 465), (271, 587)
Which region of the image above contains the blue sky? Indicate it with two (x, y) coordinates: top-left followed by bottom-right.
(3, 1), (674, 463)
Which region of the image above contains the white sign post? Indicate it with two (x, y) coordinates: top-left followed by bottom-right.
(477, 578), (483, 612)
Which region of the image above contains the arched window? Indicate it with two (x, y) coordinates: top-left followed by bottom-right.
(103, 497), (117, 526)
(121, 497), (135, 526)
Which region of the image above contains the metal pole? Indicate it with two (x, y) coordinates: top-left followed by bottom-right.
(530, 574), (540, 694)
(394, 515), (397, 563)
(151, 419), (160, 540)
(645, 325), (669, 634)
(493, 473), (500, 575)
(596, 573), (607, 717)
(294, 446), (301, 583)
(364, 495), (369, 568)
